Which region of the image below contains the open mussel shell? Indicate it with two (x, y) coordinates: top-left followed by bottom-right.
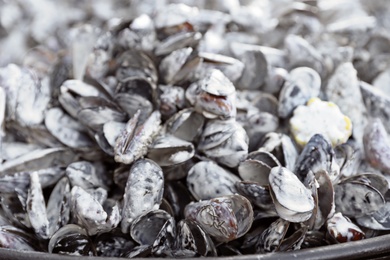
(46, 177), (70, 238)
(187, 160), (240, 200)
(0, 225), (40, 251)
(45, 107), (96, 150)
(130, 209), (175, 254)
(175, 219), (217, 257)
(159, 47), (201, 85)
(163, 108), (204, 142)
(342, 172), (389, 196)
(184, 194), (253, 242)
(147, 135), (194, 167)
(334, 177), (385, 218)
(48, 224), (96, 256)
(278, 225), (308, 252)
(235, 181), (275, 211)
(197, 52), (244, 83)
(0, 147), (77, 176)
(164, 181), (193, 220)
(311, 170), (335, 230)
(269, 166), (314, 222)
(155, 31), (201, 56)
(197, 119), (237, 151)
(238, 151), (280, 186)
(94, 229), (136, 257)
(257, 218), (290, 253)
(334, 142), (360, 178)
(198, 119), (248, 168)
(356, 202), (390, 230)
(259, 132), (298, 171)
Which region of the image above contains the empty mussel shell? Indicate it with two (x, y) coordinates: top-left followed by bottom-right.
(175, 219), (217, 257)
(130, 210), (166, 245)
(48, 224), (96, 256)
(147, 135), (194, 167)
(334, 178), (385, 218)
(269, 166), (314, 222)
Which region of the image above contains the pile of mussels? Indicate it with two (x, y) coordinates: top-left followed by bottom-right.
(1, 0), (390, 257)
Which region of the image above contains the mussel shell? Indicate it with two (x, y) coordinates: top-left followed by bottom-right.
(334, 180), (385, 218)
(198, 119), (237, 151)
(151, 215), (176, 256)
(363, 117), (390, 174)
(27, 171), (49, 240)
(164, 108), (204, 142)
(66, 161), (107, 190)
(158, 85), (186, 120)
(114, 93), (153, 121)
(334, 142), (360, 178)
(48, 224), (96, 256)
(164, 181), (193, 220)
(257, 218), (290, 253)
(94, 230), (136, 257)
(269, 166), (314, 222)
(47, 177), (70, 238)
(130, 209), (171, 245)
(115, 50), (157, 84)
(45, 107), (95, 150)
(147, 135), (194, 167)
(260, 132), (298, 171)
(235, 181), (275, 210)
(114, 110), (161, 165)
(159, 47), (197, 85)
(70, 186), (108, 236)
(187, 161), (240, 200)
(313, 170), (335, 230)
(200, 69), (235, 97)
(197, 52), (244, 83)
(0, 225), (40, 251)
(238, 157), (275, 186)
(294, 134), (335, 184)
(278, 226), (308, 251)
(121, 158), (164, 233)
(155, 32), (201, 56)
(278, 66), (321, 118)
(175, 219), (217, 257)
(360, 81), (390, 133)
(236, 50), (268, 90)
(0, 147), (76, 176)
(184, 194), (253, 242)
(356, 202), (390, 230)
(199, 120), (248, 168)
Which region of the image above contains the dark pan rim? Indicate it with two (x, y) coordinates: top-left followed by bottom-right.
(1, 233), (390, 260)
